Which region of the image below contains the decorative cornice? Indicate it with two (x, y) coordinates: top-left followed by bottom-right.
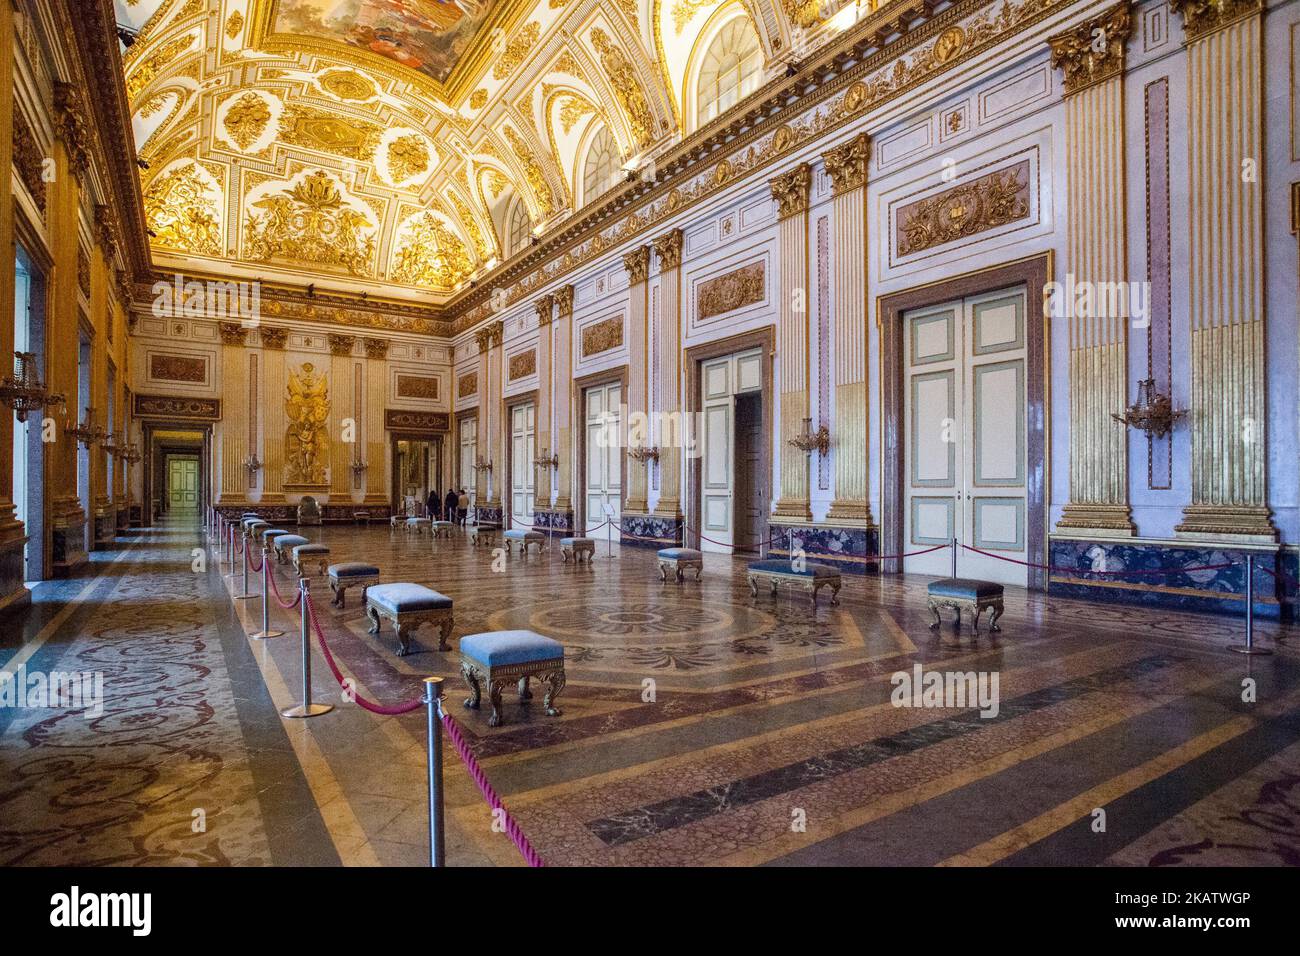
(534, 293), (555, 327)
(363, 337), (390, 359)
(328, 333), (357, 356)
(770, 164), (812, 220)
(260, 326), (289, 350)
(822, 134), (871, 196)
(623, 246), (651, 285)
(554, 284), (574, 318)
(652, 229), (684, 271)
(219, 322), (248, 346)
(1047, 2), (1132, 94)
(1169, 0), (1261, 42)
(53, 82), (91, 176)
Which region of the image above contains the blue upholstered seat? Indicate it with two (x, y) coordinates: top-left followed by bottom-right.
(262, 528), (289, 541)
(329, 562), (379, 578)
(748, 559), (838, 578)
(658, 547), (702, 560)
(927, 577), (1003, 599)
(292, 543), (329, 557)
(560, 537), (593, 546)
(431, 520), (453, 527)
(460, 630), (563, 667)
(504, 529), (543, 540)
(275, 534), (309, 551)
(244, 518), (269, 530)
(367, 583), (453, 613)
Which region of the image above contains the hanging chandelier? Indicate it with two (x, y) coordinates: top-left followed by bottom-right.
(66, 406), (106, 448)
(788, 417), (830, 456)
(1111, 379), (1185, 439)
(0, 351), (64, 422)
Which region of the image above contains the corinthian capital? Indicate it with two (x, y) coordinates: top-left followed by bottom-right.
(554, 284), (574, 318)
(53, 82), (91, 175)
(652, 229), (684, 271)
(623, 246), (650, 285)
(822, 134), (870, 196)
(769, 164), (812, 220)
(1047, 2), (1133, 94)
(534, 293), (554, 327)
(1169, 0), (1261, 41)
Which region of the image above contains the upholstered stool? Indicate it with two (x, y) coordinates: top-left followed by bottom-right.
(746, 559), (841, 605)
(459, 630), (565, 727)
(469, 523), (501, 549)
(365, 583), (455, 656)
(261, 528), (290, 547)
(352, 511), (371, 527)
(292, 543), (330, 578)
(658, 547), (704, 582)
(328, 562), (380, 609)
(389, 515), (404, 530)
(560, 537), (595, 563)
(503, 528), (544, 555)
(243, 517), (269, 533)
(431, 520), (454, 539)
(406, 516), (432, 535)
(927, 578), (1004, 633)
(273, 533), (309, 564)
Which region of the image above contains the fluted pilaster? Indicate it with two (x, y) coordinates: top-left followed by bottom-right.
(623, 246), (651, 515)
(652, 230), (683, 517)
(553, 286), (575, 511)
(770, 164), (812, 521)
(534, 294), (554, 505)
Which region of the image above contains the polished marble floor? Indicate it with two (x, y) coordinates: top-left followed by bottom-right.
(1, 519), (1298, 866)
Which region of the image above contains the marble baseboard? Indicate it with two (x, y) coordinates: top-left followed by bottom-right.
(621, 513), (683, 549)
(1048, 537), (1297, 620)
(768, 524), (880, 576)
(533, 509), (575, 535)
(93, 512), (116, 548)
(0, 537), (28, 615)
(474, 505), (504, 526)
(52, 521), (88, 574)
(215, 504), (392, 524)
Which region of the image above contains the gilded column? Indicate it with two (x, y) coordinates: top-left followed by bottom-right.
(215, 323), (249, 505)
(49, 84), (90, 563)
(652, 230), (684, 518)
(534, 294), (554, 508)
(1051, 3), (1137, 535)
(821, 135), (874, 524)
(490, 319), (505, 509)
(1170, 0), (1275, 540)
(474, 326), (492, 507)
(328, 334), (356, 499)
(770, 164), (813, 521)
(259, 327), (288, 502)
(553, 285), (575, 520)
(89, 216), (111, 543)
(363, 338), (390, 505)
(623, 246), (651, 515)
(0, 0), (21, 604)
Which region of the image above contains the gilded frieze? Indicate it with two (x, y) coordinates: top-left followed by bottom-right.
(895, 160), (1032, 257)
(244, 171), (377, 277)
(148, 353), (207, 384)
(397, 375), (440, 400)
(144, 162), (223, 257)
(581, 316), (624, 358)
(697, 262), (765, 321)
(509, 350), (537, 381)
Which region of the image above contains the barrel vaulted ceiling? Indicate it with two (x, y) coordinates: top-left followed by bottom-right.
(116, 0), (854, 305)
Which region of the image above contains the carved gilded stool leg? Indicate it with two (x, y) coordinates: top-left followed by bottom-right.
(366, 604), (382, 634)
(927, 599), (942, 629)
(518, 675), (532, 701)
(461, 662), (482, 711)
(989, 600), (1004, 632)
(485, 678), (508, 727)
(541, 669), (565, 717)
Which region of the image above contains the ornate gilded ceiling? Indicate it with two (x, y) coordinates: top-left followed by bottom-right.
(118, 0), (838, 303)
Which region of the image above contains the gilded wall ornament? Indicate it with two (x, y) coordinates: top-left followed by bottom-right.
(783, 0), (829, 29)
(697, 262), (765, 321)
(535, 294), (555, 326)
(225, 10), (245, 40)
(149, 353), (206, 384)
(94, 204), (120, 261)
(509, 350), (537, 380)
(590, 28), (654, 148)
(475, 327), (494, 353)
(319, 69), (377, 101)
(363, 337), (390, 359)
(558, 95), (597, 135)
(581, 316), (624, 357)
(895, 160), (1032, 256)
(387, 134), (431, 182)
(244, 171), (377, 277)
(769, 164), (812, 220)
(126, 34), (194, 99)
(77, 247), (91, 298)
(470, 89), (489, 110)
(144, 162), (223, 256)
(1047, 2), (1132, 94)
(448, 192), (494, 260)
(219, 322), (248, 346)
(328, 334), (357, 356)
(260, 326), (289, 350)
(278, 105), (382, 161)
(933, 26), (967, 63)
(503, 126), (556, 217)
(397, 375), (440, 400)
(822, 134), (870, 195)
(389, 212), (473, 289)
(1169, 0), (1261, 40)
(653, 229), (683, 271)
(623, 246), (651, 285)
(53, 83), (91, 176)
(493, 22), (542, 80)
(458, 371), (479, 398)
(672, 0), (713, 32)
(13, 109), (47, 213)
(285, 364), (330, 487)
(222, 92), (272, 150)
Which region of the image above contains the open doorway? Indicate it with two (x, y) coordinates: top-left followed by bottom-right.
(13, 244), (48, 582)
(392, 437), (444, 517)
(733, 392), (766, 553)
(144, 427), (207, 524)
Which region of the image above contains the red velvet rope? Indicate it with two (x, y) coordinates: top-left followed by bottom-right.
(959, 543), (1236, 576)
(439, 710), (544, 868)
(245, 543), (263, 574)
(303, 591), (424, 716)
(266, 561), (302, 609)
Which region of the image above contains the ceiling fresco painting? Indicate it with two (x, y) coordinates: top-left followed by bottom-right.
(118, 0), (846, 305)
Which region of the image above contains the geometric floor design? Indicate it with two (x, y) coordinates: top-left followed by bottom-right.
(1, 519), (1297, 866)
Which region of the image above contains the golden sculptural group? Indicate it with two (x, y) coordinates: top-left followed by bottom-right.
(285, 362), (330, 487)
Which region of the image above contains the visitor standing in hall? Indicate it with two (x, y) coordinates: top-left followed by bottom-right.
(445, 489), (459, 525)
(457, 489), (470, 525)
(427, 489), (441, 520)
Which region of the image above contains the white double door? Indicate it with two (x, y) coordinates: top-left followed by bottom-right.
(510, 403), (535, 528)
(459, 417), (477, 507)
(584, 382), (621, 539)
(903, 286), (1028, 587)
(700, 348), (763, 554)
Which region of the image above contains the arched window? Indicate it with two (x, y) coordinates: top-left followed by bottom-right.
(506, 198), (531, 257)
(581, 126), (619, 207)
(695, 17), (763, 129)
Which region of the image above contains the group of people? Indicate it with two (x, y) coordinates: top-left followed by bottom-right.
(425, 488), (470, 525)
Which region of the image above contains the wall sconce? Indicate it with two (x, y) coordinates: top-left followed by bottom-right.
(120, 442), (142, 466)
(243, 453), (263, 480)
(0, 352), (64, 422)
(532, 449), (559, 469)
(67, 406), (105, 448)
(473, 456), (493, 474)
(350, 460), (369, 478)
(627, 445), (660, 464)
(101, 432), (120, 457)
(1111, 379), (1185, 439)
(788, 417), (830, 456)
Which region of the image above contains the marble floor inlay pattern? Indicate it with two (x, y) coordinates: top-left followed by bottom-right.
(1, 519), (1297, 867)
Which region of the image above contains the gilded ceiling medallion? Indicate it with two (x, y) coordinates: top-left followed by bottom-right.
(389, 212), (474, 290)
(386, 134), (431, 183)
(278, 105), (383, 160)
(222, 92), (273, 150)
(469, 89), (489, 110)
(226, 11), (246, 40)
(318, 68), (378, 101)
(144, 162), (223, 257)
(244, 171), (377, 276)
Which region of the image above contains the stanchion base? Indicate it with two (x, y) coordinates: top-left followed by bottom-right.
(1228, 644), (1273, 656)
(281, 703), (334, 718)
(232, 592), (257, 601)
(251, 629), (285, 640)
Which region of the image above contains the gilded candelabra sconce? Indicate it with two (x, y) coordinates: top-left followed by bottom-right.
(473, 456), (493, 475)
(532, 449), (559, 469)
(66, 406), (106, 448)
(350, 460), (369, 479)
(100, 431), (120, 457)
(243, 453), (263, 481)
(788, 417), (831, 456)
(627, 445), (660, 464)
(1111, 379), (1185, 439)
(120, 441), (142, 467)
(0, 351), (64, 422)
